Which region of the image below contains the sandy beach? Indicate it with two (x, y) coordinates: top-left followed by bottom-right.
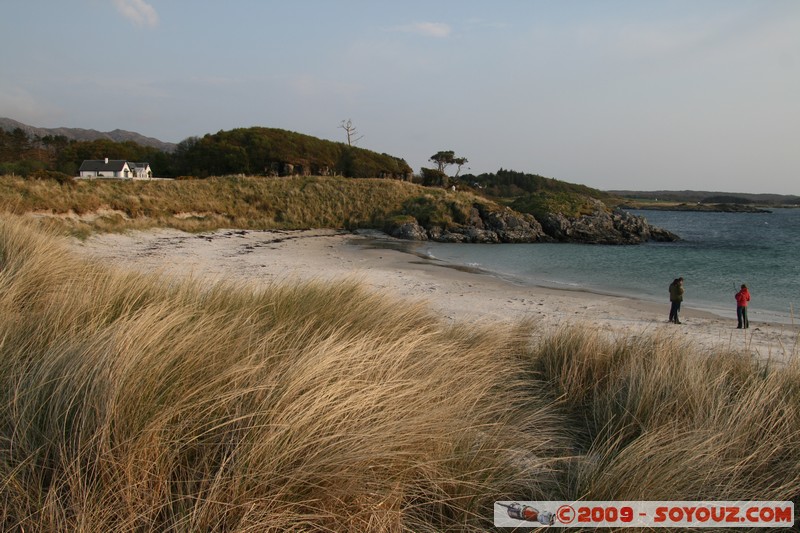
(70, 228), (800, 362)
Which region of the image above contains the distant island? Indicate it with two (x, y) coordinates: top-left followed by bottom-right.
(609, 189), (800, 212)
(620, 202), (772, 213)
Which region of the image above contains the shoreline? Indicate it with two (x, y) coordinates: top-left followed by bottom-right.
(351, 231), (797, 327)
(70, 228), (800, 362)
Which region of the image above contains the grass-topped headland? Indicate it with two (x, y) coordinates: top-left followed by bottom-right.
(1, 218), (799, 530)
(0, 173), (678, 244)
(3, 122), (683, 242)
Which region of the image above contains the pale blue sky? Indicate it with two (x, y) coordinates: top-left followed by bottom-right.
(2, 1), (798, 194)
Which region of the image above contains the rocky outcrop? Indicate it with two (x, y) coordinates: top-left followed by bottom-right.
(538, 199), (678, 244)
(389, 198), (678, 244)
(475, 204), (550, 243)
(389, 203), (551, 243)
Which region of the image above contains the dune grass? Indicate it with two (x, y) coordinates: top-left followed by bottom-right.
(0, 174), (483, 239)
(1, 217), (799, 531)
(0, 217), (566, 531)
(534, 328), (800, 504)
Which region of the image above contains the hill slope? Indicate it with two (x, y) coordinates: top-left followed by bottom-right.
(174, 127), (412, 179)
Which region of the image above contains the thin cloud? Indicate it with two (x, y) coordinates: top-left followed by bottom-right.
(113, 0), (159, 28)
(395, 22), (452, 38)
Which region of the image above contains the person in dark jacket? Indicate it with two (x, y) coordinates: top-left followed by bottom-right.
(735, 284), (751, 329)
(668, 277), (684, 324)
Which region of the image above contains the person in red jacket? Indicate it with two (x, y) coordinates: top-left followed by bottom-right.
(735, 284), (751, 329)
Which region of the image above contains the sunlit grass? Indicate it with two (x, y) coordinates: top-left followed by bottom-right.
(0, 175), (484, 238)
(0, 217), (565, 531)
(535, 327), (800, 503)
(1, 217), (798, 531)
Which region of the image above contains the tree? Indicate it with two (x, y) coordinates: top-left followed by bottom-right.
(8, 128), (31, 158)
(453, 156), (468, 177)
(339, 119), (363, 146)
(428, 150), (468, 177)
(420, 167), (449, 187)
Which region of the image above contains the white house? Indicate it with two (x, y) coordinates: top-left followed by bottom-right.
(129, 162), (152, 179)
(78, 158), (152, 179)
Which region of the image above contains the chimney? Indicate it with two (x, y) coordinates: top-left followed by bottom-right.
(104, 157), (108, 164)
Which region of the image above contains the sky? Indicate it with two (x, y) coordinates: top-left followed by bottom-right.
(1, 1), (799, 194)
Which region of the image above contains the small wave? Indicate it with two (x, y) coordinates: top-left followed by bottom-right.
(543, 279), (581, 287)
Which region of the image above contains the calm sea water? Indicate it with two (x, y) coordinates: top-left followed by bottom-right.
(387, 208), (800, 325)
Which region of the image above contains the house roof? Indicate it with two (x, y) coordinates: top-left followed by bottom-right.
(78, 159), (129, 172)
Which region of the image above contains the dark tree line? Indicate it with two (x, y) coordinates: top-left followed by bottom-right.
(0, 128), (172, 178)
(0, 126), (412, 181)
(463, 168), (608, 198)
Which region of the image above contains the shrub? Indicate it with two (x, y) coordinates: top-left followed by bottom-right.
(420, 167), (449, 187)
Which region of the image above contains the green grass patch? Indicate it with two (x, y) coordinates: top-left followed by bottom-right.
(510, 190), (600, 219)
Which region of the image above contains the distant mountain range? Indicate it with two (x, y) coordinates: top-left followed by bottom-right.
(0, 117), (177, 153)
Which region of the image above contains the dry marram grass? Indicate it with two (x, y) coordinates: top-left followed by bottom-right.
(1, 217), (799, 531)
(0, 217), (564, 531)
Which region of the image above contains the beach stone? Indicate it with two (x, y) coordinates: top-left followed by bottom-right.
(464, 227), (501, 243)
(467, 207), (485, 229)
(390, 221), (428, 241)
(435, 230), (469, 243)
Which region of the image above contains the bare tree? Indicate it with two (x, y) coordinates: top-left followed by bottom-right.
(339, 119), (364, 146)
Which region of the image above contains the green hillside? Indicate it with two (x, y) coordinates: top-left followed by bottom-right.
(462, 168), (614, 218)
(173, 127), (412, 179)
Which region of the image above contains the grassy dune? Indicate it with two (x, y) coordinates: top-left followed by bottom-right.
(0, 175), (484, 238)
(536, 329), (800, 502)
(1, 217), (799, 531)
(0, 218), (566, 531)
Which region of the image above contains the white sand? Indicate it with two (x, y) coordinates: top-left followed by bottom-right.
(69, 228), (800, 362)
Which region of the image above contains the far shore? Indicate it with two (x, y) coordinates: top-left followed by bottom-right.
(70, 228), (800, 362)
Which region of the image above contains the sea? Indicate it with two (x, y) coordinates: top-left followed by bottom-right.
(373, 208), (800, 325)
